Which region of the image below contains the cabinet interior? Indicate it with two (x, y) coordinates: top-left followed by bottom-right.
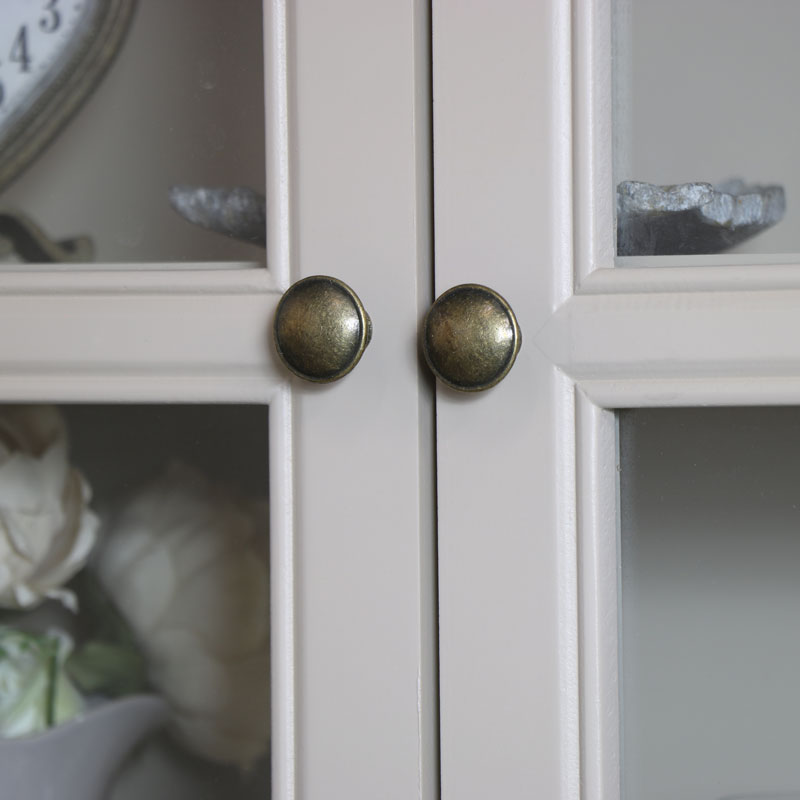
(619, 407), (800, 800)
(616, 0), (800, 257)
(0, 1), (266, 266)
(0, 403), (270, 800)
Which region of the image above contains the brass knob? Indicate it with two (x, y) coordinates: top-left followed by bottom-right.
(422, 284), (521, 392)
(274, 276), (372, 382)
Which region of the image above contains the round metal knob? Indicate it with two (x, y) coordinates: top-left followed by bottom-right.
(422, 284), (521, 392)
(274, 275), (372, 382)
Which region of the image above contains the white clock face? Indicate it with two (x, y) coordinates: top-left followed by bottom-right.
(0, 0), (135, 191)
(0, 1), (98, 132)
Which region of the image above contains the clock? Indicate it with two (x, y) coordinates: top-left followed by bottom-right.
(0, 0), (135, 192)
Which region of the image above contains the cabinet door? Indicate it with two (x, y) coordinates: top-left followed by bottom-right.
(433, 1), (800, 799)
(432, 3), (571, 798)
(276, 2), (436, 798)
(0, 2), (435, 798)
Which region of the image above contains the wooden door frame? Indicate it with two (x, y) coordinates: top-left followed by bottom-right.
(268, 2), (439, 798)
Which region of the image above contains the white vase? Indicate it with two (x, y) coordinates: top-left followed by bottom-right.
(0, 695), (168, 800)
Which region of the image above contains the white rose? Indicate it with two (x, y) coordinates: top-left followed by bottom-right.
(0, 405), (99, 611)
(0, 627), (84, 737)
(96, 463), (269, 770)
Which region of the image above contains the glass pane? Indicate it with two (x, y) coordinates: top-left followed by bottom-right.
(0, 404), (270, 799)
(0, 2), (265, 265)
(619, 408), (800, 800)
(615, 1), (797, 257)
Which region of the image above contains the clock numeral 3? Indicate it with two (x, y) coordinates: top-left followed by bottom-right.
(10, 26), (32, 73)
(40, 0), (61, 34)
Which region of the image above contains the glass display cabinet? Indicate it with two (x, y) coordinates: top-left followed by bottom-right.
(4, 1), (797, 799)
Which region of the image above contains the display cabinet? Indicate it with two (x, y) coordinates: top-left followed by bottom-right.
(4, 1), (796, 799)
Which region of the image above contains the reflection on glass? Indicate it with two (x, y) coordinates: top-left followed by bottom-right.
(0, 2), (265, 265)
(0, 404), (269, 799)
(615, 0), (799, 256)
(619, 408), (800, 800)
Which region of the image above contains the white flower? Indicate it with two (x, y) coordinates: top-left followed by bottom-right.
(0, 405), (99, 611)
(96, 463), (269, 769)
(0, 627), (84, 737)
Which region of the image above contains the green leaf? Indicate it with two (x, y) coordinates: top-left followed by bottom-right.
(65, 641), (147, 698)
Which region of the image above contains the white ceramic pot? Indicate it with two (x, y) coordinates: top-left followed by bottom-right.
(0, 695), (167, 800)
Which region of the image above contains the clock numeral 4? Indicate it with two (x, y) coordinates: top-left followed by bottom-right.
(10, 26), (32, 73)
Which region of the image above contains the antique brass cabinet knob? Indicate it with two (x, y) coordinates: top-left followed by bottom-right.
(422, 284), (521, 392)
(274, 276), (372, 382)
